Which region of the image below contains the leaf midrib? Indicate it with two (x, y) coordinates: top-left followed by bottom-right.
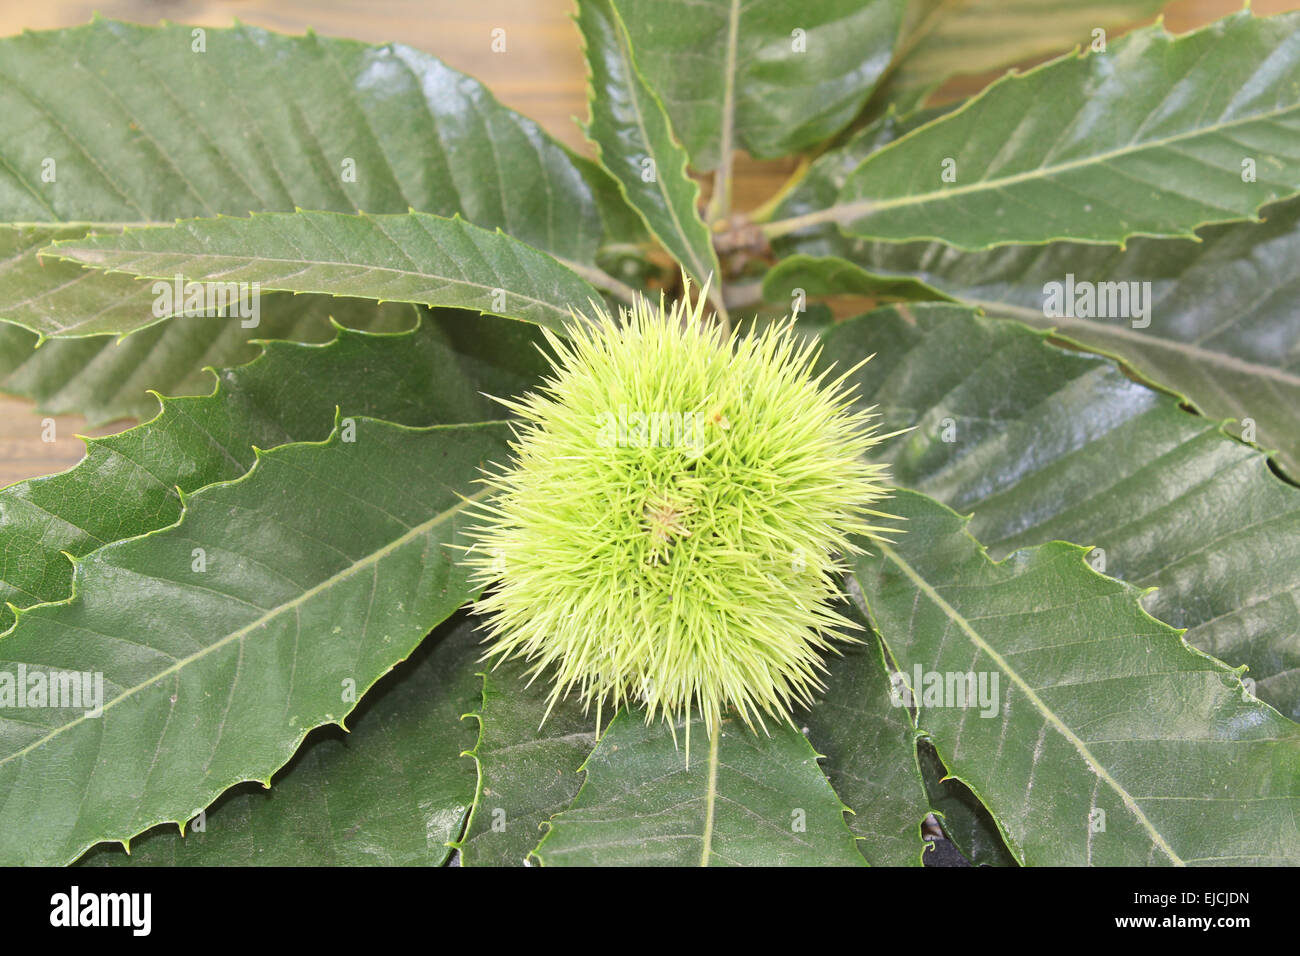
(977, 299), (1300, 388)
(873, 540), (1185, 866)
(706, 0), (741, 216)
(47, 244), (568, 321)
(699, 725), (720, 866)
(0, 466), (496, 771)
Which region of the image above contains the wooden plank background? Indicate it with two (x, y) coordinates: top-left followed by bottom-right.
(2, 0), (1296, 486)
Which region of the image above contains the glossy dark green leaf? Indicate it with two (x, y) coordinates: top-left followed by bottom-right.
(0, 20), (620, 338)
(0, 419), (510, 865)
(613, 0), (906, 169)
(76, 613), (482, 866)
(820, 304), (1300, 719)
(577, 0), (721, 302)
(534, 710), (865, 867)
(456, 660), (597, 867)
(850, 489), (1300, 866)
(0, 313), (545, 632)
(46, 212), (601, 332)
(787, 12), (1300, 248)
(797, 201), (1300, 479)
